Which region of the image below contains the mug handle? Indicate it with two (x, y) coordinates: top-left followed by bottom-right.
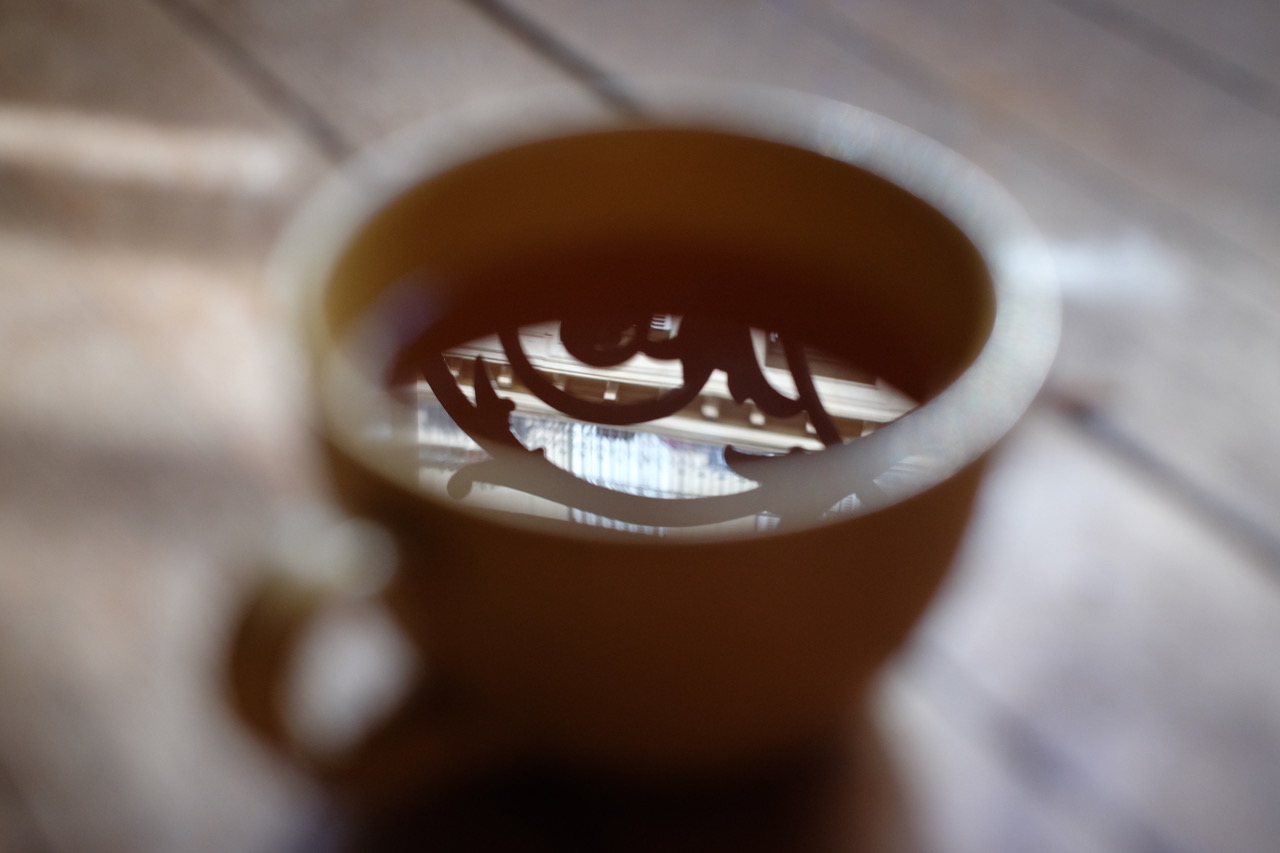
(224, 513), (511, 809)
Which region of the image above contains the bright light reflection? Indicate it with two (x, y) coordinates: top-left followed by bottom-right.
(1047, 233), (1187, 303)
(0, 104), (296, 194)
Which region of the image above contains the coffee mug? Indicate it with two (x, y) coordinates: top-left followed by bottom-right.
(226, 81), (1057, 813)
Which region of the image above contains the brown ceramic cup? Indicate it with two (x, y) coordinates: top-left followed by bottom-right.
(226, 82), (1057, 810)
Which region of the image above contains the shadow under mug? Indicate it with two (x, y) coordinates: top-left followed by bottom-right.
(227, 82), (1058, 813)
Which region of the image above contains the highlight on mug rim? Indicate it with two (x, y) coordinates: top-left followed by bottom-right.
(270, 80), (1060, 541)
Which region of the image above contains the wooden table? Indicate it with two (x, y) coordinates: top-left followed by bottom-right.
(2, 1), (1279, 850)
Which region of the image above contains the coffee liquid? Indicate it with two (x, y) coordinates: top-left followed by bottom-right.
(338, 241), (921, 536)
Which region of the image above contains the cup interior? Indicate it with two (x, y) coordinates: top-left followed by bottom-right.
(286, 101), (1055, 539)
(326, 127), (994, 401)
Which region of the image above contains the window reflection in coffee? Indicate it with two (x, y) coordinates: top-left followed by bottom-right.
(314, 122), (1013, 539)
(343, 278), (918, 537)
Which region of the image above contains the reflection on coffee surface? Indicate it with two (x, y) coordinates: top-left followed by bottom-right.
(346, 297), (917, 536)
(311, 118), (1017, 538)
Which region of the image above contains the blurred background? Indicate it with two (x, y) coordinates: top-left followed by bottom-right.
(2, 0), (1279, 850)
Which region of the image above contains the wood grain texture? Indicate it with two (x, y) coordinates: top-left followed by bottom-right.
(810, 0), (1280, 272)
(878, 666), (1127, 853)
(1077, 0), (1280, 96)
(0, 0), (330, 849)
(179, 0), (586, 151)
(916, 409), (1280, 853)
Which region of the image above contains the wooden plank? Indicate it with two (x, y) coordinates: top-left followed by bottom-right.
(0, 0), (326, 463)
(506, 0), (1153, 243)
(809, 0), (1280, 274)
(0, 210), (316, 853)
(911, 408), (1280, 853)
(180, 0), (592, 151)
(877, 667), (1130, 853)
(1075, 0), (1280, 96)
(0, 0), (339, 850)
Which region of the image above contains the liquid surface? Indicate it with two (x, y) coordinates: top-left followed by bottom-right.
(348, 309), (916, 536)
